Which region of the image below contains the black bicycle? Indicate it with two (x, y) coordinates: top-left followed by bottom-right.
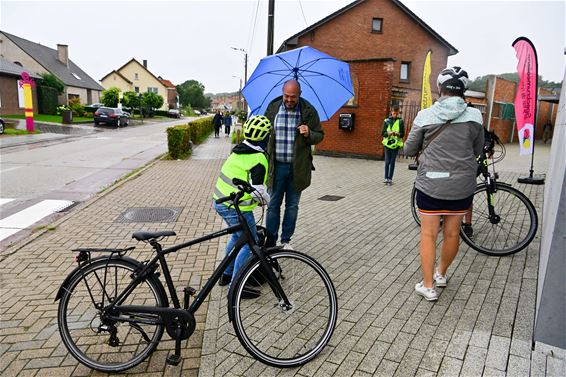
(56, 178), (338, 372)
(410, 139), (538, 256)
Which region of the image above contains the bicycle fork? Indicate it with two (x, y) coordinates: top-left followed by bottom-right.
(254, 246), (293, 310)
(484, 177), (501, 225)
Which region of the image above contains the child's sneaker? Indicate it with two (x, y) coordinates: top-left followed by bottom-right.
(433, 270), (447, 287)
(415, 282), (438, 301)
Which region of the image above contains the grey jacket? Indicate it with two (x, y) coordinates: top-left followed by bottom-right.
(404, 96), (484, 200)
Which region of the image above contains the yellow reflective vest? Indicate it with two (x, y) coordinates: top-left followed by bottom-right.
(382, 118), (404, 149)
(213, 152), (268, 211)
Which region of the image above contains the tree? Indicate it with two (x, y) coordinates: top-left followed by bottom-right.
(141, 92), (164, 115)
(101, 87), (121, 107)
(469, 73), (562, 92)
(177, 80), (211, 109)
(38, 73), (64, 95)
(122, 91), (141, 109)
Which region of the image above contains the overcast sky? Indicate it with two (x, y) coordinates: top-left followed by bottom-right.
(1, 0), (564, 94)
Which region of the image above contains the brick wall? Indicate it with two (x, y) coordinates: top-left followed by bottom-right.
(317, 60), (394, 158)
(489, 77), (517, 142)
(536, 88), (558, 140)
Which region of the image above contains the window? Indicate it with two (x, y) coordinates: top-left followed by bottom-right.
(71, 72), (81, 80)
(13, 61), (22, 67)
(135, 86), (140, 93)
(135, 73), (139, 80)
(147, 87), (158, 94)
(344, 72), (359, 107)
(372, 18), (383, 33)
(400, 62), (410, 82)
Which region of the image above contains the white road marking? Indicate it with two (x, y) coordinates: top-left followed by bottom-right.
(0, 198), (15, 206)
(0, 199), (73, 241)
(0, 167), (21, 174)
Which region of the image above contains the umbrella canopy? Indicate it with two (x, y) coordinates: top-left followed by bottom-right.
(242, 46), (354, 121)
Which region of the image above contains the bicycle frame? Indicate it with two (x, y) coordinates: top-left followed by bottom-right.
(103, 200), (291, 322)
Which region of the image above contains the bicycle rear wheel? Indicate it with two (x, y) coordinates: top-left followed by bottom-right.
(57, 258), (166, 372)
(461, 184), (538, 256)
(411, 185), (421, 226)
(229, 250), (338, 367)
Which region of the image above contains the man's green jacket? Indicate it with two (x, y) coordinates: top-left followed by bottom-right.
(264, 96), (324, 192)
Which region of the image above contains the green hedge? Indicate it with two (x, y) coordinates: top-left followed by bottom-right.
(37, 85), (58, 115)
(167, 125), (192, 160)
(166, 116), (214, 159)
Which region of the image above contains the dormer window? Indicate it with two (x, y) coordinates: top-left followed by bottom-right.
(372, 18), (383, 33)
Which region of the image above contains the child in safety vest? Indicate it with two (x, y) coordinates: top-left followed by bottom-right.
(381, 105), (405, 185)
(212, 115), (271, 299)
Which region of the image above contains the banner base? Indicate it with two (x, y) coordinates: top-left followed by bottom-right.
(518, 175), (545, 185)
(408, 163), (418, 171)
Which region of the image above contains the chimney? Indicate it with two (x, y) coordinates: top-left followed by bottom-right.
(57, 44), (69, 66)
(143, 59), (147, 68)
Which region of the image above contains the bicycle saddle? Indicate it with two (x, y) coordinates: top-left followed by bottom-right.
(132, 230), (176, 241)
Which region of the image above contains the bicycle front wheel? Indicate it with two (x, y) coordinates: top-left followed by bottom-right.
(57, 258), (166, 372)
(229, 250), (338, 367)
(461, 184), (538, 256)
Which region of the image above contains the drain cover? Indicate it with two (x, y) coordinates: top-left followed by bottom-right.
(318, 195), (344, 202)
(115, 207), (183, 223)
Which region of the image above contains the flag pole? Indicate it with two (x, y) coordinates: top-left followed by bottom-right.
(409, 49), (432, 171)
(513, 37), (545, 184)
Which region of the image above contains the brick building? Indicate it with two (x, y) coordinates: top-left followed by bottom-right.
(277, 0), (457, 158)
(0, 58), (40, 115)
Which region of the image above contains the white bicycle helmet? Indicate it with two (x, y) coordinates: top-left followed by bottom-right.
(437, 66), (470, 93)
(243, 115), (271, 141)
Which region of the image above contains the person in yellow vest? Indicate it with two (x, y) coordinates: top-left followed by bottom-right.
(213, 115), (271, 299)
(381, 105), (405, 185)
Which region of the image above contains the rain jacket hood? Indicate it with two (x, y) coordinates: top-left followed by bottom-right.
(413, 96), (483, 127)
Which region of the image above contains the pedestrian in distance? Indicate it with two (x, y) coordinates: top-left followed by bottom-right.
(404, 66), (484, 301)
(263, 80), (324, 249)
(381, 105), (405, 185)
(213, 110), (223, 138)
(224, 111), (233, 136)
(213, 115), (272, 299)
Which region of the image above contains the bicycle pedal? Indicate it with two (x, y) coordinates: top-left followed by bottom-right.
(166, 354), (181, 366)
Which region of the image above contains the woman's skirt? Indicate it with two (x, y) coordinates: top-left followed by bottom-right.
(416, 189), (473, 216)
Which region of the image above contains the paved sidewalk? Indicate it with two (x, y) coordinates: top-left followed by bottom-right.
(0, 134), (563, 377)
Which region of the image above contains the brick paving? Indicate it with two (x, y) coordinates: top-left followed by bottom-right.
(0, 133), (564, 377)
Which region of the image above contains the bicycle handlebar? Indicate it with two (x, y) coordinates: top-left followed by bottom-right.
(214, 178), (256, 205)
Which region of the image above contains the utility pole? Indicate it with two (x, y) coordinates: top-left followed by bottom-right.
(267, 0), (275, 55)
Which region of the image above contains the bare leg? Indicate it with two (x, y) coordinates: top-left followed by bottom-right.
(420, 215), (441, 288)
(438, 215), (464, 275)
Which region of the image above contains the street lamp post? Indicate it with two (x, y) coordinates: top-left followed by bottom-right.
(231, 47), (248, 111)
(232, 75), (242, 110)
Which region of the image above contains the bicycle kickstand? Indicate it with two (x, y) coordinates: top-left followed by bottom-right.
(166, 325), (183, 366)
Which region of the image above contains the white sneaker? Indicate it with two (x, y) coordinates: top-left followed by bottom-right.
(415, 282), (438, 301)
(281, 243), (293, 250)
(434, 270), (447, 287)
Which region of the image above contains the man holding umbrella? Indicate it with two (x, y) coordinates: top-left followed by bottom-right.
(264, 80), (324, 249)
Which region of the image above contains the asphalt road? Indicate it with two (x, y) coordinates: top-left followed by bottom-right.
(0, 117), (197, 246)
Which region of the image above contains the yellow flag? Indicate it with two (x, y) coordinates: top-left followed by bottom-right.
(421, 50), (432, 110)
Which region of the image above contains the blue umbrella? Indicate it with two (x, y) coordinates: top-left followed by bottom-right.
(242, 46), (354, 121)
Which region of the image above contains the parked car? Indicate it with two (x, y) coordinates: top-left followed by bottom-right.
(94, 107), (130, 127)
(167, 109), (181, 118)
(193, 110), (201, 115)
(0, 118), (5, 134)
(88, 103), (103, 108)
